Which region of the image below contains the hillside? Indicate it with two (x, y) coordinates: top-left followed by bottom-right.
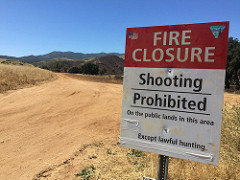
(0, 51), (124, 63)
(0, 61), (55, 93)
(85, 55), (124, 75)
(33, 55), (124, 75)
(32, 58), (83, 72)
(0, 59), (34, 67)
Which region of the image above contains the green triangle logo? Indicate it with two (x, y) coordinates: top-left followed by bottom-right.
(210, 25), (225, 38)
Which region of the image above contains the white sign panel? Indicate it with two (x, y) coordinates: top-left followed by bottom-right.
(120, 22), (229, 165)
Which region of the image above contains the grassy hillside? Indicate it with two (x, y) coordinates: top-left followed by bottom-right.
(0, 63), (55, 93)
(0, 59), (33, 67)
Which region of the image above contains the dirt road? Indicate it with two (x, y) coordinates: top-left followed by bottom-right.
(0, 74), (239, 180)
(0, 74), (122, 180)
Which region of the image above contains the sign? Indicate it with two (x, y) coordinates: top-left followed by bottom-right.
(120, 21), (229, 165)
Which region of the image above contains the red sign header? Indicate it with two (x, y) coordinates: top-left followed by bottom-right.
(124, 22), (229, 69)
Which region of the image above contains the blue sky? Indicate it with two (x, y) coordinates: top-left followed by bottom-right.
(0, 0), (239, 57)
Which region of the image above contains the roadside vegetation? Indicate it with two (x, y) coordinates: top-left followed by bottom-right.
(68, 62), (99, 75)
(65, 73), (123, 84)
(225, 37), (240, 90)
(0, 62), (55, 93)
(75, 164), (96, 180)
(37, 102), (239, 179)
(167, 103), (239, 179)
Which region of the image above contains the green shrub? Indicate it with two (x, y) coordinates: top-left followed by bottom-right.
(75, 164), (95, 179)
(106, 148), (117, 155)
(81, 63), (99, 75)
(127, 149), (145, 157)
(68, 66), (82, 74)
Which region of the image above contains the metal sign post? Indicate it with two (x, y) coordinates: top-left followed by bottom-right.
(157, 155), (169, 180)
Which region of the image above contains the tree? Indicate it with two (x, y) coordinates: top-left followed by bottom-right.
(100, 68), (107, 75)
(52, 61), (63, 72)
(41, 65), (49, 70)
(226, 37), (240, 89)
(81, 63), (99, 75)
(68, 66), (82, 74)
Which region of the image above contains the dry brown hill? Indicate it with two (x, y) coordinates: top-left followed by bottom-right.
(86, 55), (124, 75)
(0, 59), (33, 67)
(0, 61), (55, 93)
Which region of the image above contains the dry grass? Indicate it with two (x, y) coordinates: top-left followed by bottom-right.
(64, 73), (123, 84)
(40, 103), (239, 180)
(0, 64), (55, 93)
(162, 104), (240, 179)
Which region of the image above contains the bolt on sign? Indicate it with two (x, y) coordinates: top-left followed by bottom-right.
(120, 21), (229, 165)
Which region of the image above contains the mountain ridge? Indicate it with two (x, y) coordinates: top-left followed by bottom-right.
(0, 51), (124, 63)
(32, 55), (124, 75)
